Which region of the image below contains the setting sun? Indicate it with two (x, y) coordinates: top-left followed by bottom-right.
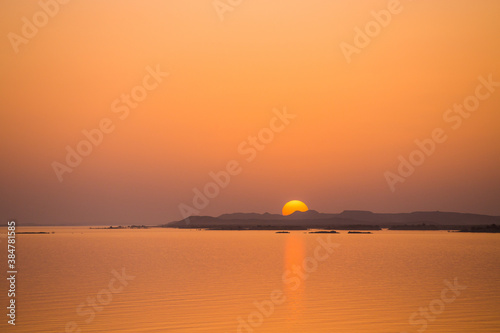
(282, 200), (309, 216)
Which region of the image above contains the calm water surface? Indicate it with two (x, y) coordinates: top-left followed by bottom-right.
(1, 227), (499, 332)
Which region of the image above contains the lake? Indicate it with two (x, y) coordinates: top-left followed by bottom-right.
(1, 227), (499, 332)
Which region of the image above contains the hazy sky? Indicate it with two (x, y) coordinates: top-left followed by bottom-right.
(1, 0), (499, 225)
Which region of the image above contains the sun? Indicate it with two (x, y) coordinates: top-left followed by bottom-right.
(282, 200), (309, 216)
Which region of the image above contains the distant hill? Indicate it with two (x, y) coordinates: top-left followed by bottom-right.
(162, 210), (500, 229)
(217, 210), (335, 220)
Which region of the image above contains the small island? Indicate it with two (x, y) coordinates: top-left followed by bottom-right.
(90, 225), (150, 229)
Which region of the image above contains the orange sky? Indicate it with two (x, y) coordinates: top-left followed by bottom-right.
(1, 0), (499, 225)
